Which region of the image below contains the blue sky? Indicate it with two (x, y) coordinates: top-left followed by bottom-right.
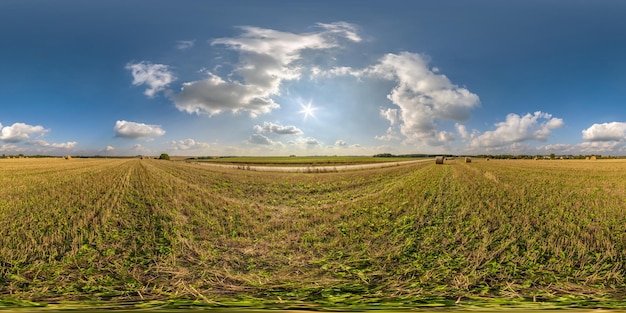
(2, 0), (626, 156)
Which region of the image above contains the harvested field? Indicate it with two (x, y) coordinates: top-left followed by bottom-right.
(1, 157), (625, 308)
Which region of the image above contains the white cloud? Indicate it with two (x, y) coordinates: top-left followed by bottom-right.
(581, 122), (626, 141)
(254, 122), (302, 135)
(173, 22), (361, 117)
(325, 52), (480, 145)
(171, 138), (210, 150)
(114, 120), (166, 139)
(471, 111), (564, 148)
(335, 140), (348, 147)
(367, 52), (480, 144)
(539, 141), (624, 155)
(248, 134), (281, 146)
(316, 22), (362, 43)
(126, 61), (176, 97)
(288, 136), (322, 148)
(455, 123), (470, 140)
(173, 73), (279, 117)
(380, 108), (399, 126)
(375, 127), (400, 141)
(27, 140), (78, 149)
(105, 146), (115, 152)
(176, 40), (195, 50)
(576, 141), (623, 154)
(305, 137), (320, 146)
(0, 144), (26, 153)
(0, 122), (48, 143)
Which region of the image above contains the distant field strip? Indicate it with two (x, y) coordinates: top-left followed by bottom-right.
(0, 158), (625, 307)
(196, 158), (431, 172)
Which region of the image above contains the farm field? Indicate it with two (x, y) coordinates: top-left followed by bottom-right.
(1, 157), (625, 310)
(193, 156), (419, 166)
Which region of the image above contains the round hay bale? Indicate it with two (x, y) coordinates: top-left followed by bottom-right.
(435, 156), (444, 164)
(590, 155), (597, 160)
(585, 156), (590, 160)
(465, 157), (472, 163)
(64, 155), (72, 160)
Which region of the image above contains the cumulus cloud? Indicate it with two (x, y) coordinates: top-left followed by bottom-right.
(126, 61), (176, 97)
(288, 137), (322, 148)
(335, 140), (348, 147)
(254, 122), (302, 135)
(27, 140), (78, 149)
(114, 120), (166, 139)
(105, 146), (115, 152)
(248, 134), (281, 146)
(581, 122), (626, 141)
(324, 52), (480, 145)
(171, 138), (210, 150)
(380, 108), (399, 126)
(173, 22), (361, 117)
(368, 53), (480, 143)
(0, 122), (48, 143)
(471, 111), (563, 148)
(173, 73), (279, 117)
(176, 40), (195, 50)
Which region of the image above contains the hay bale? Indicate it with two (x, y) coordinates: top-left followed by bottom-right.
(64, 155), (72, 160)
(435, 156), (444, 164)
(465, 157), (472, 163)
(590, 155), (597, 160)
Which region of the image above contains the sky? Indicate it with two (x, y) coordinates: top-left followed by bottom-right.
(1, 0), (626, 156)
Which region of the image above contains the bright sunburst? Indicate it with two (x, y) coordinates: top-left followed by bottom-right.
(298, 100), (318, 120)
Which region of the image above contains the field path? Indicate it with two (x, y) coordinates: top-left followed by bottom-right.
(195, 158), (432, 172)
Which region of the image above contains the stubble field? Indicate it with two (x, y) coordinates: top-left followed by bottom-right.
(0, 157), (625, 309)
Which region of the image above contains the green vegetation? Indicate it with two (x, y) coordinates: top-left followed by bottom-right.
(0, 157), (625, 309)
(193, 155), (418, 166)
(159, 153), (170, 160)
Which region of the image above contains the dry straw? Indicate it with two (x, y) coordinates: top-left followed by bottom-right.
(64, 155), (72, 160)
(590, 155), (597, 160)
(435, 156), (444, 164)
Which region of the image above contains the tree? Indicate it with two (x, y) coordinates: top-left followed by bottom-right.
(550, 153), (556, 160)
(159, 153), (170, 160)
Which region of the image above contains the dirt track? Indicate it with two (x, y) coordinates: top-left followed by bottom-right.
(196, 159), (432, 173)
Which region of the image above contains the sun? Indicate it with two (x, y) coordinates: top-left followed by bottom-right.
(298, 100), (318, 120)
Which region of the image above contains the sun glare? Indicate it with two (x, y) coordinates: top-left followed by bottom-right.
(299, 100), (318, 120)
